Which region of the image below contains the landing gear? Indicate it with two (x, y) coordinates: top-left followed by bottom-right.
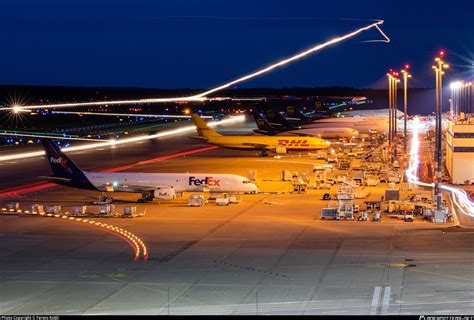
(260, 150), (269, 157)
(99, 194), (114, 204)
(138, 191), (154, 203)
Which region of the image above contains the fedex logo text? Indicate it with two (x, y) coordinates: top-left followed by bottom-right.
(278, 139), (310, 147)
(50, 157), (67, 165)
(189, 176), (221, 187)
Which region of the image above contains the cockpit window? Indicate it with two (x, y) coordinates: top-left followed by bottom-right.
(243, 180), (251, 184)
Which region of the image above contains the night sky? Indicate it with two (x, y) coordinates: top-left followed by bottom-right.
(1, 0), (473, 89)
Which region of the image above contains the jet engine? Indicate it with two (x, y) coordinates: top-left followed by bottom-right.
(275, 147), (287, 154)
(154, 187), (176, 200)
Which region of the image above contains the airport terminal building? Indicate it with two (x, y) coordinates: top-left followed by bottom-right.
(445, 116), (474, 184)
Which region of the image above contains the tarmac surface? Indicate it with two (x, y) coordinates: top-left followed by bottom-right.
(0, 120), (473, 315)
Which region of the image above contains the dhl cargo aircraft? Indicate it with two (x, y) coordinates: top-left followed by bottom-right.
(40, 139), (258, 203)
(191, 114), (330, 156)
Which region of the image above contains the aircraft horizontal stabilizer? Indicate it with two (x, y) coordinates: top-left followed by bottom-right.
(39, 176), (72, 182)
(189, 136), (209, 141)
(242, 142), (270, 150)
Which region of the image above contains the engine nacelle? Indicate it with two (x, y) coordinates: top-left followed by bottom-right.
(154, 187), (176, 200)
(275, 147), (287, 154)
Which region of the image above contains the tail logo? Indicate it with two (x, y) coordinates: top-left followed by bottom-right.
(50, 157), (68, 165)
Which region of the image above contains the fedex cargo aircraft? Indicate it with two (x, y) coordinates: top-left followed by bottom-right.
(40, 139), (258, 203)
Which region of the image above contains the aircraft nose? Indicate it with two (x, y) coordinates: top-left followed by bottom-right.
(250, 183), (259, 193)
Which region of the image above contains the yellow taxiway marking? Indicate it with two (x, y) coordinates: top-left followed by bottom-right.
(385, 263), (410, 268)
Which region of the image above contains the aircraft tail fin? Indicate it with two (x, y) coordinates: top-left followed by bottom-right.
(261, 106), (294, 128)
(286, 106), (311, 123)
(42, 139), (84, 178)
(286, 105), (330, 123)
(191, 114), (222, 138)
(251, 112), (278, 135)
(41, 139), (95, 189)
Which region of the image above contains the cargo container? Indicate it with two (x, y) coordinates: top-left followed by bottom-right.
(188, 194), (207, 207)
(99, 204), (115, 216)
(123, 206), (137, 216)
(320, 208), (340, 220)
(46, 205), (61, 214)
(72, 205), (87, 215)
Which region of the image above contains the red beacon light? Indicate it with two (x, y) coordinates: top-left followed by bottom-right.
(405, 64), (410, 69)
(439, 50), (445, 56)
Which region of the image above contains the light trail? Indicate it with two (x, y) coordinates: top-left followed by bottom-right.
(0, 132), (106, 142)
(0, 128), (82, 138)
(192, 20), (389, 99)
(51, 110), (214, 118)
(406, 117), (474, 217)
(0, 115), (244, 162)
(13, 20), (389, 111)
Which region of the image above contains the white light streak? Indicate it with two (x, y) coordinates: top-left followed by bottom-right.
(406, 117), (474, 217)
(51, 111), (214, 118)
(450, 81), (463, 90)
(0, 132), (106, 142)
(0, 115), (245, 162)
(14, 21), (388, 111)
(192, 20), (389, 99)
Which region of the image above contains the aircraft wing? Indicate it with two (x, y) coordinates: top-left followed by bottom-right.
(98, 184), (173, 193)
(242, 142), (285, 152)
(39, 176), (72, 182)
(189, 136), (209, 141)
(242, 142), (272, 150)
